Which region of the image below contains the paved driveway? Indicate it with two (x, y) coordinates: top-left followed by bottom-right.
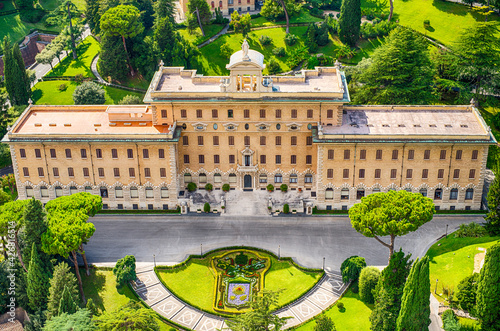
(85, 214), (484, 270)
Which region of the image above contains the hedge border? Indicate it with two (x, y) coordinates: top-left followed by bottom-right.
(98, 207), (181, 215)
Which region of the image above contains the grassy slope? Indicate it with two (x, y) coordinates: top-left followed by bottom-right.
(47, 36), (100, 77)
(32, 80), (145, 105)
(178, 24), (226, 45)
(250, 9), (322, 27)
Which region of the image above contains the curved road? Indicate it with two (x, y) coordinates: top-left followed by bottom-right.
(86, 214), (484, 270)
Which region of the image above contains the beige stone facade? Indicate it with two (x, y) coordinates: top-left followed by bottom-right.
(2, 46), (496, 210)
(179, 0), (256, 18)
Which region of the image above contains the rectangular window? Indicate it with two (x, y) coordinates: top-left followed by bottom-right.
(306, 136), (313, 146)
(306, 155), (312, 164)
(229, 136), (235, 146)
(392, 150), (398, 160)
(260, 109), (266, 118)
(144, 168), (151, 177)
(440, 150), (447, 160)
(98, 168), (104, 177)
(469, 169), (476, 179)
(160, 168), (166, 178)
(375, 169), (381, 179)
(359, 149), (366, 160)
(291, 109), (297, 118)
(406, 169), (413, 179)
(244, 109), (250, 118)
(113, 168), (120, 177)
(472, 150), (479, 160)
(276, 155), (281, 164)
(127, 149), (133, 159)
(327, 169), (333, 179)
(181, 109), (187, 118)
(68, 167), (74, 177)
(291, 155), (297, 164)
(376, 149), (382, 160)
(214, 155), (220, 164)
(275, 109), (281, 118)
(161, 109), (167, 118)
(212, 109), (218, 118)
(35, 149), (41, 159)
(390, 169), (397, 179)
(198, 136), (204, 146)
(327, 109), (333, 119)
(20, 149), (26, 158)
(96, 149), (102, 159)
(456, 150), (462, 160)
(422, 169), (429, 179)
(50, 149), (56, 159)
(23, 167), (29, 177)
(260, 136), (266, 145)
(453, 169), (460, 179)
(81, 149), (87, 159)
(83, 168), (89, 177)
(196, 109), (202, 118)
(184, 155), (190, 164)
(228, 109), (233, 118)
(424, 150), (431, 160)
(408, 149), (415, 160)
(260, 155), (266, 164)
(112, 149), (118, 159)
(244, 136), (250, 146)
(275, 136), (281, 146)
(344, 150), (350, 160)
(53, 167), (59, 177)
(307, 109), (313, 118)
(143, 149), (149, 159)
(438, 169), (444, 179)
(182, 136), (189, 146)
(229, 155), (235, 164)
(65, 149), (72, 158)
(291, 136), (297, 146)
(343, 169), (349, 179)
(359, 169), (365, 179)
(158, 149), (165, 159)
(328, 150), (334, 160)
(129, 168), (135, 177)
(38, 167), (44, 177)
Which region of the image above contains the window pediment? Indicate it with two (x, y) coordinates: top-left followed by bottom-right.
(223, 123), (239, 131)
(286, 123), (302, 131)
(255, 122), (270, 131)
(191, 122), (208, 131)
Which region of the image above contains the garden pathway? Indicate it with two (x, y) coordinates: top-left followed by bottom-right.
(198, 24), (230, 48)
(131, 264), (348, 330)
(90, 55), (106, 84)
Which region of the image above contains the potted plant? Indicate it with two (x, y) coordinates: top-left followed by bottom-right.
(267, 184), (274, 192)
(187, 182), (197, 192)
(221, 206), (225, 209)
(298, 188), (302, 192)
(204, 202), (211, 213)
(292, 209), (297, 214)
(283, 204), (289, 214)
(280, 184), (288, 192)
(222, 184), (230, 192)
(205, 183), (213, 192)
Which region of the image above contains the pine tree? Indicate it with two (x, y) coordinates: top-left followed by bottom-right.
(22, 198), (50, 275)
(396, 256), (431, 331)
(11, 43), (31, 105)
(154, 0), (175, 24)
(86, 297), (99, 317)
(485, 175), (500, 235)
(27, 244), (49, 312)
(187, 0), (211, 25)
(47, 262), (79, 317)
(58, 285), (78, 315)
(338, 0), (361, 46)
(476, 243), (500, 330)
(85, 0), (101, 33)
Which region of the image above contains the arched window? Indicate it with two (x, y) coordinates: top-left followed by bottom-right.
(26, 186), (33, 197)
(405, 187), (412, 192)
(184, 173), (192, 183)
(115, 187), (123, 198)
(325, 188), (333, 200)
(214, 173), (222, 183)
(55, 186), (63, 197)
(274, 174), (282, 183)
(305, 174), (313, 183)
(259, 174), (267, 183)
(450, 188), (458, 200)
(211, 0), (214, 7)
(465, 188), (474, 200)
(419, 188), (427, 197)
(341, 188), (349, 200)
(85, 186), (93, 193)
(161, 187), (169, 198)
(70, 186), (78, 195)
(289, 174), (298, 183)
(100, 187), (108, 198)
(146, 187), (154, 198)
(219, 0), (222, 7)
(130, 187), (139, 198)
(40, 186), (49, 197)
(229, 173), (237, 183)
(357, 189), (365, 199)
(199, 173), (207, 184)
(372, 188), (381, 194)
(434, 188), (443, 200)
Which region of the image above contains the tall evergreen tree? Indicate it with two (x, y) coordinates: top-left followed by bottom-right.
(396, 256), (431, 331)
(47, 262), (79, 318)
(370, 249), (412, 331)
(85, 0), (101, 33)
(154, 0), (175, 23)
(338, 0), (361, 46)
(11, 43), (31, 104)
(0, 261), (10, 314)
(154, 17), (177, 65)
(485, 175), (500, 235)
(187, 0), (211, 25)
(27, 244), (49, 312)
(476, 243), (500, 330)
(22, 198), (50, 275)
(350, 26), (435, 105)
(3, 37), (29, 106)
(58, 285), (78, 315)
(98, 34), (129, 82)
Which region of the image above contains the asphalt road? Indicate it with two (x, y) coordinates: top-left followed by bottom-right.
(85, 214), (484, 270)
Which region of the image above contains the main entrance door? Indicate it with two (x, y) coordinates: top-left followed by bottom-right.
(244, 175), (252, 190)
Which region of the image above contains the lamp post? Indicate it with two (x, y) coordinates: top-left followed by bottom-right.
(435, 279), (438, 294)
(201, 244), (203, 256)
(446, 224), (449, 238)
(323, 257), (325, 270)
(153, 254), (156, 268)
(278, 245), (280, 260)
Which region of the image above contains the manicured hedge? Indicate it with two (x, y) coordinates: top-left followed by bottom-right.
(98, 207), (180, 214)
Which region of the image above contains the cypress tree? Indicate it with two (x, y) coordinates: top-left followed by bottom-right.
(476, 243), (500, 330)
(85, 0), (101, 34)
(27, 244), (49, 312)
(47, 262), (79, 318)
(485, 176), (500, 235)
(58, 285), (78, 315)
(154, 0), (175, 24)
(22, 198), (50, 275)
(396, 256), (431, 331)
(154, 17), (177, 65)
(338, 0), (361, 46)
(11, 43), (31, 105)
(3, 37), (17, 106)
(97, 34), (129, 82)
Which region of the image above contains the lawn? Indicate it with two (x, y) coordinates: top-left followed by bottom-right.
(156, 250), (323, 315)
(294, 289), (373, 331)
(178, 23), (226, 46)
(250, 9), (323, 27)
(32, 80), (145, 105)
(47, 36), (100, 78)
(426, 234), (500, 303)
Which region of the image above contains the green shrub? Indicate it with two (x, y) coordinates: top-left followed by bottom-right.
(203, 202), (210, 213)
(423, 19), (430, 26)
(73, 81), (105, 105)
(259, 35), (272, 46)
(113, 255), (136, 288)
(442, 309), (460, 331)
(222, 184), (230, 192)
(267, 59), (281, 75)
(456, 273), (479, 315)
(187, 182), (197, 192)
(283, 204), (289, 214)
(280, 184), (288, 192)
(118, 94), (142, 105)
(340, 256), (366, 286)
(19, 9), (45, 23)
(272, 47), (286, 57)
(455, 222), (487, 238)
(267, 184), (274, 192)
(337, 301), (344, 311)
(358, 266), (380, 304)
(205, 183), (213, 191)
(58, 83), (67, 91)
(492, 113), (500, 130)
(220, 42), (232, 58)
(284, 33), (298, 46)
(74, 74), (84, 84)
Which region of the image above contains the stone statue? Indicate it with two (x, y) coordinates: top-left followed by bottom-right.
(242, 39), (250, 60)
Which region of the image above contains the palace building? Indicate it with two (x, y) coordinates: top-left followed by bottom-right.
(2, 42), (496, 211)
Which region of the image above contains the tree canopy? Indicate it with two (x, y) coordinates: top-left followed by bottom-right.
(47, 262), (79, 318)
(93, 301), (159, 330)
(43, 309), (95, 330)
(476, 243), (500, 330)
(338, 0), (361, 46)
(113, 255), (137, 288)
(73, 81), (106, 105)
(485, 173), (500, 235)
